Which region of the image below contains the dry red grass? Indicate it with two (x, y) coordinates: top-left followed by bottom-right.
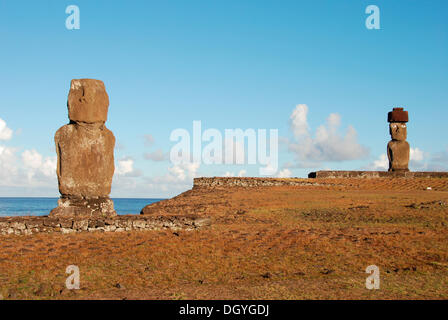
(0, 177), (447, 299)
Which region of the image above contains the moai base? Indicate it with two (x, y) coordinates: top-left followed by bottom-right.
(387, 107), (410, 172)
(50, 79), (117, 218)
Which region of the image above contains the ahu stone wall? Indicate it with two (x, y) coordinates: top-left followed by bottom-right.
(0, 215), (211, 236)
(193, 177), (321, 188)
(308, 171), (448, 179)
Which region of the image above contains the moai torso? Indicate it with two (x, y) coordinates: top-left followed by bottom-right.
(387, 108), (410, 172)
(387, 139), (410, 171)
(51, 79), (116, 218)
(55, 123), (115, 197)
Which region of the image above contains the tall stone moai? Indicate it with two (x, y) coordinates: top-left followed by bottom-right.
(50, 79), (117, 218)
(387, 107), (410, 172)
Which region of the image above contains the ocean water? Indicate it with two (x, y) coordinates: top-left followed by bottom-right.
(0, 198), (164, 217)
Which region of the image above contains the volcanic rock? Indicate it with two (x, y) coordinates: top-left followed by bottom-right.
(67, 79), (110, 123)
(387, 108), (410, 172)
(50, 79), (116, 218)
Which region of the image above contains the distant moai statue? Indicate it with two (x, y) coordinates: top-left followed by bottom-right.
(387, 107), (410, 172)
(50, 79), (117, 218)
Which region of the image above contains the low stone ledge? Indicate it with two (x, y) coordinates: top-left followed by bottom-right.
(193, 177), (321, 188)
(0, 215), (211, 236)
(308, 170), (448, 179)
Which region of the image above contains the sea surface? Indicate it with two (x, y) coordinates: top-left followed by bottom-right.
(0, 197), (164, 217)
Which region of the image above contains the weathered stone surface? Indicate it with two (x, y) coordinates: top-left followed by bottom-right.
(51, 79), (116, 218)
(192, 177), (320, 188)
(73, 219), (88, 231)
(387, 107), (408, 123)
(55, 124), (115, 197)
(389, 122), (407, 141)
(387, 140), (410, 172)
(387, 110), (410, 172)
(308, 171), (448, 178)
(50, 194), (116, 219)
(68, 79), (109, 123)
(0, 215), (209, 235)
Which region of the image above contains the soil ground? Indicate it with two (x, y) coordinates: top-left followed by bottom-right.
(1, 177), (447, 300)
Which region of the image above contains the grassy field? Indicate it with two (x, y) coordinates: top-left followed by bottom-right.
(1, 177), (447, 299)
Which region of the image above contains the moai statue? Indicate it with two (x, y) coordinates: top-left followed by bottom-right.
(387, 107), (410, 172)
(50, 79), (117, 218)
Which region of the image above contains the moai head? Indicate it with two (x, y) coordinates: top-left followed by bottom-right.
(68, 79), (110, 123)
(388, 108), (408, 141)
(389, 122), (407, 141)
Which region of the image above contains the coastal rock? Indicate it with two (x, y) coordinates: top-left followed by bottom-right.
(50, 79), (116, 218)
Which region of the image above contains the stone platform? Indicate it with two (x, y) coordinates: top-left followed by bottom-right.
(193, 177), (322, 188)
(0, 215), (211, 236)
(308, 170), (448, 179)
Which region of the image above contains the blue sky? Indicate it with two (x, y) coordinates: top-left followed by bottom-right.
(0, 0), (447, 197)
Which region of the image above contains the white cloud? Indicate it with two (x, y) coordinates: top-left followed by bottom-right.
(257, 162), (277, 176)
(277, 168), (292, 178)
(410, 147), (424, 162)
(0, 145), (18, 181)
(327, 113), (341, 127)
(22, 149), (43, 169)
(432, 149), (448, 163)
(168, 162), (200, 181)
(409, 147), (429, 171)
(22, 150), (56, 177)
(287, 104), (369, 167)
(0, 121), (57, 191)
(110, 157), (145, 196)
(0, 145), (56, 192)
(132, 161), (202, 197)
(0, 118), (13, 140)
(21, 149), (57, 183)
(223, 169), (247, 177)
(373, 154), (388, 170)
(365, 153), (388, 170)
(144, 149), (169, 161)
(144, 134), (155, 147)
(115, 158), (134, 176)
(290, 104), (309, 138)
(424, 148), (448, 171)
(41, 157), (57, 177)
